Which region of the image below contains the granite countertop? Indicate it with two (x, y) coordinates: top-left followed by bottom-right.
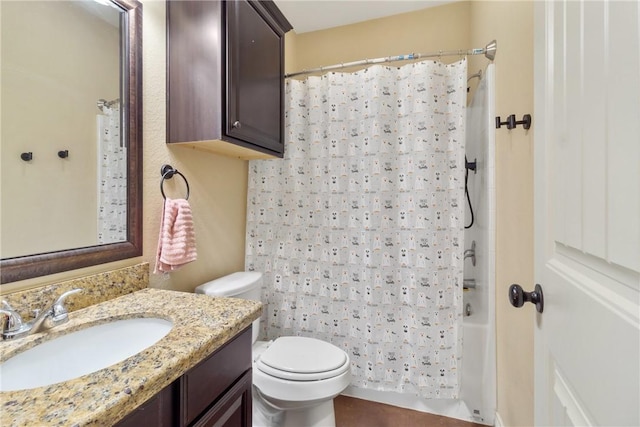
(0, 288), (262, 427)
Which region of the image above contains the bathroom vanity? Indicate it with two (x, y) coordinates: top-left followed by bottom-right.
(0, 289), (261, 426)
(116, 328), (252, 427)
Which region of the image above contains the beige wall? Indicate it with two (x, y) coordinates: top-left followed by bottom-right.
(469, 3), (534, 426)
(286, 1), (471, 73)
(1, 0), (248, 294)
(1, 1), (119, 257)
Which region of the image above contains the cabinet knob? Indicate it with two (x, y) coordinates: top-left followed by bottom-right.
(232, 121), (241, 129)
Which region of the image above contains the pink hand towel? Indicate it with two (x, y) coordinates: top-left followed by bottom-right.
(154, 198), (197, 273)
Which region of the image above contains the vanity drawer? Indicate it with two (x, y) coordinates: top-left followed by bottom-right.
(181, 327), (252, 425)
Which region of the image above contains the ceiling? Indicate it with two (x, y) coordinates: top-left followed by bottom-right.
(273, 0), (458, 34)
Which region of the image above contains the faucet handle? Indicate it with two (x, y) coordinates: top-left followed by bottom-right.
(51, 288), (82, 320)
(2, 300), (16, 311)
(1, 301), (24, 333)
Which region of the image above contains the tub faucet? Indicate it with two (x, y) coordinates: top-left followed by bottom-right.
(1, 288), (82, 340)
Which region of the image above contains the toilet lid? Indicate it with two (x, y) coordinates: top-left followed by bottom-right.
(258, 336), (347, 375)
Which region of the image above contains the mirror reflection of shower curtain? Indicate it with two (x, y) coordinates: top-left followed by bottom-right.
(97, 103), (127, 244)
(245, 59), (467, 399)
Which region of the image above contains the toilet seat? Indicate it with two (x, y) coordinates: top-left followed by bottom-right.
(253, 347), (352, 407)
(256, 336), (350, 381)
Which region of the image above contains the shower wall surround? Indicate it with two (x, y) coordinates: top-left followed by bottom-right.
(246, 59), (467, 398)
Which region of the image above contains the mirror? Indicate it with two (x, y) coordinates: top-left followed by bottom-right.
(0, 0), (142, 284)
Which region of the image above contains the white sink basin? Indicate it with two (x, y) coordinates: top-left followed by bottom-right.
(0, 317), (173, 392)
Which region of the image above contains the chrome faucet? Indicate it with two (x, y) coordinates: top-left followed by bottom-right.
(1, 288), (82, 340)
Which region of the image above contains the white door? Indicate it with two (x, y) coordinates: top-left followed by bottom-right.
(533, 1), (640, 426)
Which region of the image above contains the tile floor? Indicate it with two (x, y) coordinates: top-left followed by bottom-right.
(334, 395), (487, 427)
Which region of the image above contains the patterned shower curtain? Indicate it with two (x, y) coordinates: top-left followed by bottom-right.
(97, 103), (127, 244)
(246, 59), (467, 399)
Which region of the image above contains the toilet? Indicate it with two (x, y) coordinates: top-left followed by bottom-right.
(195, 272), (351, 427)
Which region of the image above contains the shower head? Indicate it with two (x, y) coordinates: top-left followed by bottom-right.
(484, 40), (497, 61)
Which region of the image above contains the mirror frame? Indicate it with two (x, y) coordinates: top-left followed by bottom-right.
(0, 0), (143, 284)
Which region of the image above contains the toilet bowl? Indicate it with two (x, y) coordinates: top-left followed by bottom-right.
(195, 272), (351, 427)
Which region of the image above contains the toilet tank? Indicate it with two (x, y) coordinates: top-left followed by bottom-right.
(195, 272), (262, 343)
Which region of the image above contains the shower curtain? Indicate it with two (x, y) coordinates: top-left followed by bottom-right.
(97, 103), (127, 244)
(246, 59), (467, 398)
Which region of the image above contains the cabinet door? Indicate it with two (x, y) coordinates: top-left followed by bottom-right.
(182, 328), (252, 425)
(167, 0), (223, 144)
(192, 369), (252, 427)
(114, 381), (178, 427)
(226, 0), (285, 155)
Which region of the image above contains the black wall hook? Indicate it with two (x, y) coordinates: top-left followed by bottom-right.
(496, 114), (532, 130)
(58, 150), (69, 159)
(495, 116), (512, 129)
(20, 152), (33, 161)
(512, 114), (532, 129)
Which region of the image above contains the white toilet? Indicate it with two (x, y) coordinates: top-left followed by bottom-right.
(195, 272), (351, 427)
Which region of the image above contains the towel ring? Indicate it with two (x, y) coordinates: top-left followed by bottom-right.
(160, 164), (190, 200)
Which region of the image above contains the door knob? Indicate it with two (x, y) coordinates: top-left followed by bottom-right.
(232, 120), (241, 129)
(509, 283), (544, 313)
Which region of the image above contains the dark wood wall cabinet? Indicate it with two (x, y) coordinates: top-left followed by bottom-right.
(115, 327), (252, 427)
(167, 0), (292, 159)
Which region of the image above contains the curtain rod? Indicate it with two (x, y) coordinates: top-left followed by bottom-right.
(285, 39), (497, 79)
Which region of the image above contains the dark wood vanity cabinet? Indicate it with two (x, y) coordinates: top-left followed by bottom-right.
(114, 381), (178, 427)
(115, 327), (252, 427)
(189, 370), (252, 427)
(167, 0), (292, 159)
(181, 327), (252, 426)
